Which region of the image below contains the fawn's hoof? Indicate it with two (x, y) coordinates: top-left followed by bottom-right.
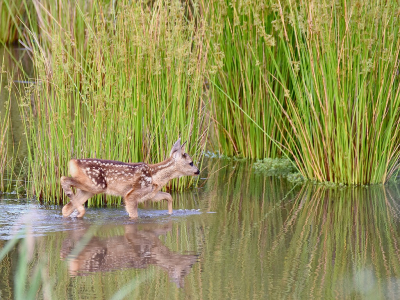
(76, 206), (86, 218)
(62, 202), (75, 217)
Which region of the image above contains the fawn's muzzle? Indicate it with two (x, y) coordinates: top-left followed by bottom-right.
(195, 169), (200, 175)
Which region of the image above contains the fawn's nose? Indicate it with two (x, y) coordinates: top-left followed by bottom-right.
(194, 169), (200, 175)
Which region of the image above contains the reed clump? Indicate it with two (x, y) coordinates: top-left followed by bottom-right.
(0, 70), (11, 190)
(263, 0), (400, 184)
(208, 0), (286, 159)
(22, 0), (210, 205)
(210, 0), (400, 184)
(0, 0), (23, 44)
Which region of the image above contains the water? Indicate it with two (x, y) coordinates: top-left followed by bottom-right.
(1, 160), (400, 299)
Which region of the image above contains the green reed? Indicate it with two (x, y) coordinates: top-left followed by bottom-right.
(208, 0), (287, 158)
(0, 0), (105, 46)
(3, 0), (400, 194)
(263, 0), (400, 184)
(0, 65), (13, 191)
(0, 0), (23, 44)
(208, 0), (400, 184)
(0, 71), (8, 189)
(20, 0), (210, 205)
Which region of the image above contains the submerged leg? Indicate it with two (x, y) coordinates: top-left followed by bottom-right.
(125, 200), (139, 219)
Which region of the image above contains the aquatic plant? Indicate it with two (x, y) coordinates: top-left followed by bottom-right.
(208, 0), (286, 159)
(0, 0), (22, 44)
(210, 0), (400, 184)
(0, 65), (13, 191)
(265, 0), (400, 184)
(253, 157), (295, 176)
(21, 0), (210, 205)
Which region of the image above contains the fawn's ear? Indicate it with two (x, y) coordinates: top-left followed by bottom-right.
(170, 138), (182, 158)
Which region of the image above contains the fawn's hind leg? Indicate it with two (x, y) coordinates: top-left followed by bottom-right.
(61, 176), (75, 198)
(61, 176), (95, 218)
(62, 189), (94, 218)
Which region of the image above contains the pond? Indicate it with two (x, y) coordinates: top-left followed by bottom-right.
(2, 160), (400, 299)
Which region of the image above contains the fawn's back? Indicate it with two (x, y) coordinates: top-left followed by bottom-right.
(69, 158), (153, 196)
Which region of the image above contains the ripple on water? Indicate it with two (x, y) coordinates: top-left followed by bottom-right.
(0, 201), (204, 240)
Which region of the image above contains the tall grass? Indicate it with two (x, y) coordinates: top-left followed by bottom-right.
(209, 0), (400, 184)
(0, 0), (24, 44)
(0, 67), (11, 190)
(263, 0), (400, 184)
(0, 228), (53, 299)
(208, 0), (287, 158)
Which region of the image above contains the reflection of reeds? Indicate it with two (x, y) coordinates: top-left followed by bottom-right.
(264, 185), (400, 299)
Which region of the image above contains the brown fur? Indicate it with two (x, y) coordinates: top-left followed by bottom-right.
(61, 139), (200, 218)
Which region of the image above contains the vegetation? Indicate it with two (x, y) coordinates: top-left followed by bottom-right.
(0, 67), (11, 189)
(266, 1), (400, 184)
(208, 0), (286, 159)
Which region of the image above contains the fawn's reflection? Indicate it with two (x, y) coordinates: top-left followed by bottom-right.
(60, 222), (198, 287)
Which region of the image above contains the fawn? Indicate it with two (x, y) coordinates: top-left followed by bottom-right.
(60, 138), (200, 218)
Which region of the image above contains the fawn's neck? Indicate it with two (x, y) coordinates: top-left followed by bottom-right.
(149, 157), (178, 187)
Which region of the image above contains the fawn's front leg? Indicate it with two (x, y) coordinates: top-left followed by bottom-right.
(124, 187), (153, 219)
(151, 192), (173, 214)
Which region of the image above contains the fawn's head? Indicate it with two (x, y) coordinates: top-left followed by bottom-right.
(170, 138), (200, 176)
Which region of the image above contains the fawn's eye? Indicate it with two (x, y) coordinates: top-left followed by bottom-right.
(189, 162), (193, 166)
